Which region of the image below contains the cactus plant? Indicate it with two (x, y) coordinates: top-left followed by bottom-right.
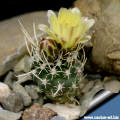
(22, 8), (94, 104)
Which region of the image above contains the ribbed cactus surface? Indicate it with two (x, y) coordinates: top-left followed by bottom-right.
(31, 39), (85, 103)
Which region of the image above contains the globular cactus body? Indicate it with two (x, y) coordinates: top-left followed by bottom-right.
(32, 44), (85, 103)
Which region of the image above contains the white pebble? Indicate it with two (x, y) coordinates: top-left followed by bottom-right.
(0, 82), (10, 101)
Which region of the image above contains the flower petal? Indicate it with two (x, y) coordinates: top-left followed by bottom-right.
(71, 7), (81, 15)
(44, 8), (95, 49)
(87, 19), (95, 29)
(38, 24), (57, 40)
(47, 10), (57, 24)
(79, 35), (91, 43)
(82, 17), (95, 29)
(58, 8), (67, 16)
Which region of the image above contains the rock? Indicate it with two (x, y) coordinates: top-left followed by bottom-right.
(0, 106), (3, 110)
(86, 74), (103, 81)
(81, 81), (94, 93)
(13, 83), (32, 106)
(44, 104), (81, 120)
(33, 96), (44, 105)
(80, 74), (103, 93)
(14, 55), (32, 72)
(0, 43), (27, 77)
(0, 11), (48, 76)
(51, 116), (66, 120)
(0, 108), (22, 120)
(74, 0), (101, 18)
(22, 103), (57, 120)
(74, 0), (120, 75)
(1, 92), (24, 112)
(4, 71), (17, 88)
(79, 80), (103, 116)
(104, 76), (120, 93)
(0, 82), (11, 102)
(25, 85), (40, 100)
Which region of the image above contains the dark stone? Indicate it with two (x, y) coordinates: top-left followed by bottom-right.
(86, 74), (103, 81)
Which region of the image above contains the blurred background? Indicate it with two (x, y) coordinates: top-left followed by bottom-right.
(0, 0), (75, 21)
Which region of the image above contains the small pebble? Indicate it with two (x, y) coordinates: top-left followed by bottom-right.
(0, 108), (22, 120)
(1, 92), (24, 112)
(13, 83), (32, 106)
(51, 116), (66, 120)
(25, 85), (39, 100)
(82, 81), (94, 93)
(4, 71), (16, 88)
(104, 79), (120, 93)
(22, 103), (57, 120)
(44, 103), (81, 120)
(14, 55), (32, 73)
(0, 82), (10, 101)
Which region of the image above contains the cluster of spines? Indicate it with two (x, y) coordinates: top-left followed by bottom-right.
(31, 43), (86, 103)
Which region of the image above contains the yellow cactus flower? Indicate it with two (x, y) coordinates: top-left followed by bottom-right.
(39, 8), (95, 49)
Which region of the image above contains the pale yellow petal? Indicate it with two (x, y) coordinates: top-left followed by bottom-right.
(71, 7), (81, 14)
(47, 10), (57, 24)
(45, 8), (94, 49)
(82, 17), (95, 30)
(58, 8), (68, 23)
